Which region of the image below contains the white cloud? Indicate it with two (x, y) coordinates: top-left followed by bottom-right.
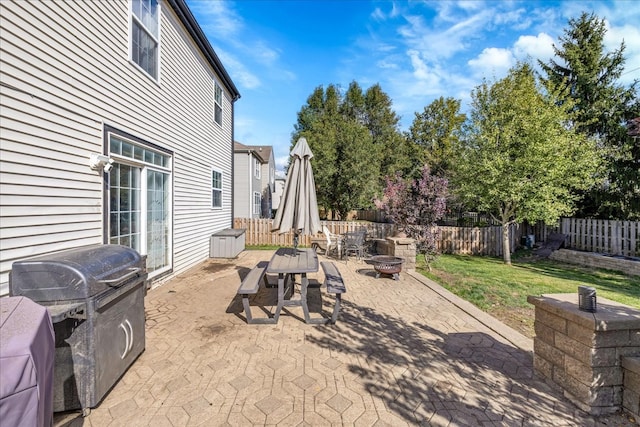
(468, 47), (515, 79)
(213, 49), (261, 89)
(513, 33), (556, 62)
(605, 22), (640, 86)
(189, 0), (243, 37)
(275, 155), (290, 171)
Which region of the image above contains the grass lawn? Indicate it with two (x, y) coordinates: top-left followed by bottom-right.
(416, 251), (640, 338)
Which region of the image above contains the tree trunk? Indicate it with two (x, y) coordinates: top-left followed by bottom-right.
(502, 222), (511, 265)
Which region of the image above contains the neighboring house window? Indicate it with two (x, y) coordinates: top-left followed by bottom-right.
(253, 192), (261, 215)
(108, 131), (172, 277)
(212, 169), (223, 208)
(254, 157), (261, 179)
(131, 0), (159, 80)
(214, 81), (223, 126)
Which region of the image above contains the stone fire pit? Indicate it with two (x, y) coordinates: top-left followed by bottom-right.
(366, 255), (404, 280)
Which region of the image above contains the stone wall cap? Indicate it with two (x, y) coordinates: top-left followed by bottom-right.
(621, 356), (640, 372)
(527, 293), (640, 331)
(386, 236), (415, 244)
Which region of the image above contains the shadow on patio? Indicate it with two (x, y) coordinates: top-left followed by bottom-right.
(53, 251), (634, 426)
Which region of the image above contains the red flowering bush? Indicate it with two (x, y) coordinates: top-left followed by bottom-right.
(375, 165), (448, 267)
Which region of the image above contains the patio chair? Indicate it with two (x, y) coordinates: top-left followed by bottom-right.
(322, 226), (343, 259)
(343, 231), (365, 262)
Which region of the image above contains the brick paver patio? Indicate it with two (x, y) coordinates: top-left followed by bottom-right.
(54, 250), (637, 426)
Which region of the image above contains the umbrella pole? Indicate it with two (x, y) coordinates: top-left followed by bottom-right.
(293, 232), (299, 255)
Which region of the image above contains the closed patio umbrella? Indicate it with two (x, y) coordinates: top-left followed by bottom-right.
(272, 137), (322, 251)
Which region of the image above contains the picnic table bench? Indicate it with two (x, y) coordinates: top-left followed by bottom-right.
(315, 261), (346, 324)
(237, 262), (273, 324)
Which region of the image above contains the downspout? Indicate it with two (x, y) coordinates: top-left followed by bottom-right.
(248, 152), (253, 219)
(231, 129), (234, 229)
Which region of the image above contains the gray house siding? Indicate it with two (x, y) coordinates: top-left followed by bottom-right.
(233, 150), (262, 219)
(0, 0), (239, 294)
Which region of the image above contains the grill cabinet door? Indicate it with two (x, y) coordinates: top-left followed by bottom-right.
(92, 280), (145, 406)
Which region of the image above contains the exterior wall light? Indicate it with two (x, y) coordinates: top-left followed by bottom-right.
(89, 153), (114, 172)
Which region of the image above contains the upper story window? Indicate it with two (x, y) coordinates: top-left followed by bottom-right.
(214, 81), (223, 126)
(131, 0), (159, 80)
(254, 157), (261, 179)
(212, 169), (223, 208)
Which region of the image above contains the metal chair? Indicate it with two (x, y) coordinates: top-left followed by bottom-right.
(343, 231), (365, 262)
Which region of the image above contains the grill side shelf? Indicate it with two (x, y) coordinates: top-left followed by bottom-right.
(47, 302), (87, 323)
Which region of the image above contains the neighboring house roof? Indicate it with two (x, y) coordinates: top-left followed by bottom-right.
(169, 0), (240, 101)
(628, 117), (640, 137)
(234, 142), (272, 164)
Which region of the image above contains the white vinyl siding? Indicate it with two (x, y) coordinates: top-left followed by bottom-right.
(0, 0), (236, 294)
(233, 152), (251, 218)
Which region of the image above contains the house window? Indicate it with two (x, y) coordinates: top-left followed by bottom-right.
(212, 169), (223, 208)
(131, 0), (159, 79)
(214, 81), (223, 126)
(253, 192), (261, 215)
(254, 157), (261, 179)
(109, 132), (172, 277)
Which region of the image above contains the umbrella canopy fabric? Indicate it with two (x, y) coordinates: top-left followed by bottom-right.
(272, 137), (322, 238)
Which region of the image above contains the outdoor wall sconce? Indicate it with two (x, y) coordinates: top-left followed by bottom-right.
(89, 153), (114, 172)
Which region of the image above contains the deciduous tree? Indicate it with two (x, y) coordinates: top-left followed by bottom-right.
(455, 63), (600, 264)
(409, 96), (466, 177)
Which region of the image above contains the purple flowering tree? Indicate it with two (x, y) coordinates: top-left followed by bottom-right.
(375, 165), (448, 268)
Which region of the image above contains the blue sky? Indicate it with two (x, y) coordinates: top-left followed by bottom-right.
(186, 0), (640, 171)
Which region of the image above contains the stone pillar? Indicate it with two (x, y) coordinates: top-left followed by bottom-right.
(527, 294), (640, 415)
(385, 236), (416, 271)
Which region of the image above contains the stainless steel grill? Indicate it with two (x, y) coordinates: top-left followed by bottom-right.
(9, 244), (147, 415)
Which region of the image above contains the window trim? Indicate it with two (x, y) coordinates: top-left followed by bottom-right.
(103, 125), (174, 280)
(213, 80), (223, 127)
(211, 167), (223, 209)
(254, 156), (261, 179)
(129, 0), (161, 82)
(253, 191), (261, 216)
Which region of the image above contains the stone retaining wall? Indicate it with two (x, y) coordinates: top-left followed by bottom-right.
(622, 356), (640, 423)
(527, 293), (640, 416)
(549, 249), (640, 276)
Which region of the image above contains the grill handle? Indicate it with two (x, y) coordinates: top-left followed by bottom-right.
(98, 267), (142, 285)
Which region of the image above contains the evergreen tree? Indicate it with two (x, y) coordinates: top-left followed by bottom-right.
(539, 12), (639, 219)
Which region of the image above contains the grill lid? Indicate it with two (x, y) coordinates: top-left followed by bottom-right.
(9, 244), (145, 302)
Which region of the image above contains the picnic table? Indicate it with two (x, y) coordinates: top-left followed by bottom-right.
(267, 247), (318, 323)
(237, 247), (346, 324)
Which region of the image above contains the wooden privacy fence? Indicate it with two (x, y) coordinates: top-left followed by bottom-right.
(233, 218), (396, 247)
(234, 218), (520, 257)
(233, 218), (639, 257)
(560, 218), (638, 257)
(438, 225), (520, 257)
